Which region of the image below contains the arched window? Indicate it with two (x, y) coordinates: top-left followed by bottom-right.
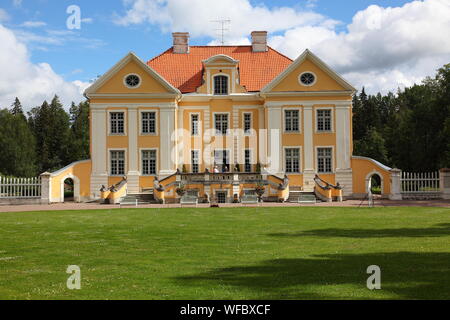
(214, 75), (228, 95)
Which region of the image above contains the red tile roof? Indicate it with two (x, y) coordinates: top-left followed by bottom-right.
(147, 46), (293, 93)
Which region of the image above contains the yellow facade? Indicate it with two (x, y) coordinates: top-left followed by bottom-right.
(47, 41), (396, 203)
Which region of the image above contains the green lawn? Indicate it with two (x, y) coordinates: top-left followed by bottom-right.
(0, 206), (449, 300)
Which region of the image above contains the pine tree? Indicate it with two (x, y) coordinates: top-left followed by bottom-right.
(10, 97), (26, 121)
(0, 109), (37, 177)
(28, 96), (72, 172)
(69, 100), (90, 162)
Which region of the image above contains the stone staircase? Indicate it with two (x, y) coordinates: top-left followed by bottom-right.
(119, 192), (158, 206)
(287, 190), (317, 204)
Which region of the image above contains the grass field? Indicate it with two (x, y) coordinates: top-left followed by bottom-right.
(0, 206), (449, 300)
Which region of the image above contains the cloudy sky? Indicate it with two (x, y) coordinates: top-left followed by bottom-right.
(0, 0), (449, 110)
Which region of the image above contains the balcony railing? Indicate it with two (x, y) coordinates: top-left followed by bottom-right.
(179, 172), (264, 184)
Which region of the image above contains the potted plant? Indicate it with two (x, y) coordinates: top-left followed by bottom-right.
(176, 184), (186, 197)
(255, 182), (266, 202)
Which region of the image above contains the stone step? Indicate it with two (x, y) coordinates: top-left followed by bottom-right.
(287, 192), (317, 204)
(120, 193), (158, 205)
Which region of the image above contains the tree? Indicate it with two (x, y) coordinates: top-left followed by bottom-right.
(10, 97), (26, 121)
(354, 127), (388, 165)
(69, 101), (90, 163)
(28, 95), (72, 172)
(0, 109), (37, 177)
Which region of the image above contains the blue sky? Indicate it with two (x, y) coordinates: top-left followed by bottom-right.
(0, 0), (449, 109)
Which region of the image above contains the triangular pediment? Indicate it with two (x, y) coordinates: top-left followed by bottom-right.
(261, 49), (356, 93)
(84, 52), (180, 97)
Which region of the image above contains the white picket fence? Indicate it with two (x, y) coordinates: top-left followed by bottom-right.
(0, 176), (41, 199)
(401, 171), (440, 199)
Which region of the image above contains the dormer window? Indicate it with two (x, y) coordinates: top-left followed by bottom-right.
(214, 75), (228, 95)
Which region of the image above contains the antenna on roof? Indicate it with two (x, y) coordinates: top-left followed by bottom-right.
(211, 19), (231, 45)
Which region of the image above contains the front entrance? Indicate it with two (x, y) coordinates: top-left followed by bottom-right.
(216, 191), (227, 203)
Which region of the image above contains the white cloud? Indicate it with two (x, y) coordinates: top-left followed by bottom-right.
(12, 0), (22, 8)
(21, 21), (47, 28)
(306, 0), (318, 9)
(115, 0), (450, 94)
(0, 8), (10, 22)
(115, 0), (337, 39)
(269, 0), (450, 93)
(0, 23), (88, 110)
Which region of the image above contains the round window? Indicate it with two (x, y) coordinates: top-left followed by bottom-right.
(299, 72), (316, 86)
(125, 74), (140, 88)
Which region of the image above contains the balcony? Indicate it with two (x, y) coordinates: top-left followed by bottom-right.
(179, 172), (264, 185)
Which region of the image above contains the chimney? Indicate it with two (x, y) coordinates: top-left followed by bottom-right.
(251, 31), (268, 52)
(172, 32), (190, 54)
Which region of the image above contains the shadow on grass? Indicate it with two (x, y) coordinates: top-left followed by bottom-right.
(268, 223), (450, 239)
(174, 252), (450, 299)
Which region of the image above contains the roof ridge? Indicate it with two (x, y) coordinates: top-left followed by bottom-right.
(147, 47), (173, 64)
(267, 46), (294, 62)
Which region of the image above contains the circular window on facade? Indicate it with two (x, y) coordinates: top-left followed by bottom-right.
(299, 72), (316, 86)
(124, 74), (141, 88)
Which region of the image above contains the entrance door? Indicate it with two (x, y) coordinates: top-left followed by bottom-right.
(214, 150), (230, 172)
(216, 191), (227, 203)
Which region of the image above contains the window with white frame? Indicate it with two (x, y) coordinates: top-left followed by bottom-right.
(317, 148), (333, 173)
(191, 114), (199, 136)
(244, 113), (252, 134)
(214, 150), (230, 172)
(141, 112), (156, 134)
(245, 149), (252, 173)
(214, 114), (229, 135)
(317, 109), (332, 132)
(142, 150), (157, 175)
(191, 150), (199, 173)
(110, 151), (125, 176)
(214, 75), (228, 95)
(285, 148), (300, 173)
(285, 110), (300, 132)
(110, 112), (125, 134)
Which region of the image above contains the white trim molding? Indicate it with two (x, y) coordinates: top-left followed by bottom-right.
(298, 71), (317, 87)
(139, 148), (159, 177)
(283, 146), (303, 175)
(365, 170), (385, 195)
(59, 174), (81, 203)
(108, 148), (128, 177)
(123, 73), (142, 89)
(84, 52), (181, 98)
(315, 106), (334, 134)
(139, 109), (159, 136)
(315, 145), (335, 174)
(261, 49), (357, 93)
(107, 109), (127, 136)
(211, 73), (231, 95)
(282, 107), (302, 134)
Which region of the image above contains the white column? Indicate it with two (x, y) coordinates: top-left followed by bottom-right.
(440, 169), (450, 200)
(303, 104), (315, 191)
(127, 107), (140, 193)
(335, 104), (353, 196)
(258, 106), (266, 165)
(336, 105), (352, 170)
(90, 108), (108, 199)
(389, 169), (403, 200)
(159, 104), (177, 177)
(177, 108), (184, 169)
(40, 172), (51, 204)
(267, 106), (282, 175)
